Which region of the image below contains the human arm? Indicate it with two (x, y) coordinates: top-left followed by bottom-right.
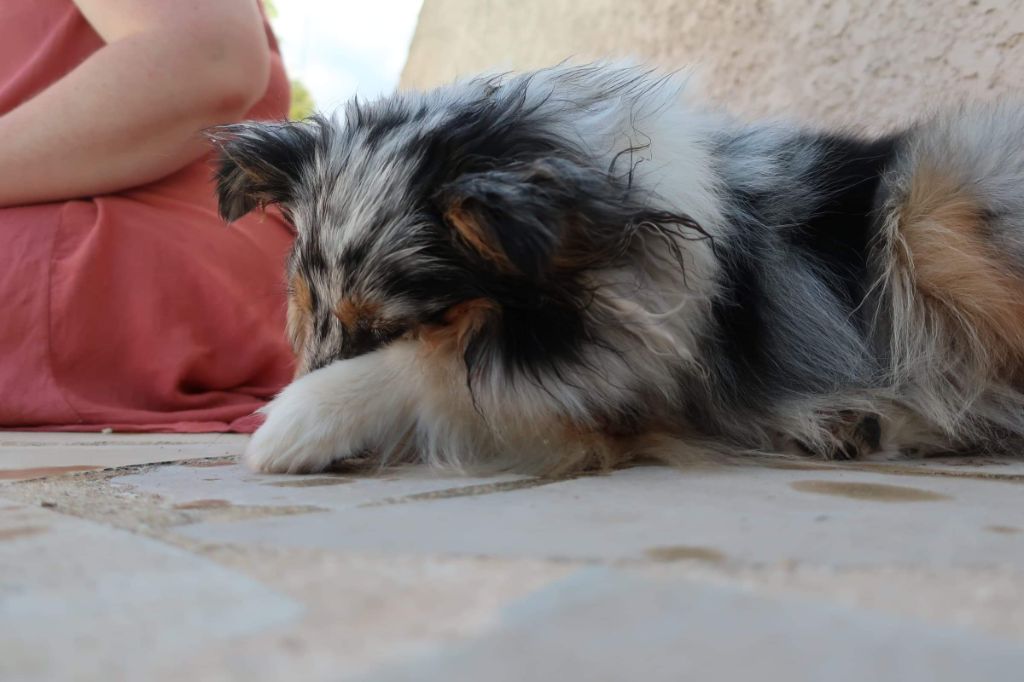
(0, 0), (272, 207)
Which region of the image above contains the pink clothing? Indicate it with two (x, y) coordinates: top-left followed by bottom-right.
(0, 1), (295, 432)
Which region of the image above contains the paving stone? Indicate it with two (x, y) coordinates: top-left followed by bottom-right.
(0, 499), (303, 682)
(0, 433), (248, 480)
(171, 465), (1024, 568)
(360, 567), (1024, 682)
(4, 436), (1024, 681)
(113, 460), (529, 509)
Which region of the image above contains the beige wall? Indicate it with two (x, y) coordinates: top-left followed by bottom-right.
(401, 0), (1024, 132)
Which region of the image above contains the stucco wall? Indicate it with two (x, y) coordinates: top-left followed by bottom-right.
(401, 0), (1024, 132)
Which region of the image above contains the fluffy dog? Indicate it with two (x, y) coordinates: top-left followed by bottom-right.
(211, 63), (1024, 474)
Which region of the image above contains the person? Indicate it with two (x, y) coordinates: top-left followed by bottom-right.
(0, 0), (296, 432)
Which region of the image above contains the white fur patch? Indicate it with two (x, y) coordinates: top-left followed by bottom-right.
(245, 342), (421, 473)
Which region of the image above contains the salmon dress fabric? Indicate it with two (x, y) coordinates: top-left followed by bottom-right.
(0, 0), (296, 433)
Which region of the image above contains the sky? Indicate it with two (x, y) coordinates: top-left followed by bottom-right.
(270, 0), (425, 113)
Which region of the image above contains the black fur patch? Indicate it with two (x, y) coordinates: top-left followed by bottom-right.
(696, 130), (900, 426)
(780, 133), (900, 312)
(210, 117), (332, 222)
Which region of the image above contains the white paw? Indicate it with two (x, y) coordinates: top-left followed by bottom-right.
(243, 348), (420, 474)
(244, 375), (361, 474)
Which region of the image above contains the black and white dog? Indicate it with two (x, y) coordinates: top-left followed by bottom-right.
(212, 63), (1024, 474)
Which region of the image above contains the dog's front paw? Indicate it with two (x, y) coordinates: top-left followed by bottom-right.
(244, 373), (364, 474)
(244, 346), (420, 474)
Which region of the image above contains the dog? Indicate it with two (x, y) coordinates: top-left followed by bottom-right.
(210, 62), (1024, 474)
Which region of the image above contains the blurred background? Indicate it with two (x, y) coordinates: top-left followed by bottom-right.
(265, 0), (425, 118)
(271, 0), (1024, 133)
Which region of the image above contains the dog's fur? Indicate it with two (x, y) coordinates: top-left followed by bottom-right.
(210, 63), (1024, 474)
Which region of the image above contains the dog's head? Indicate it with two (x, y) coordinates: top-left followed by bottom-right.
(211, 65), (704, 376)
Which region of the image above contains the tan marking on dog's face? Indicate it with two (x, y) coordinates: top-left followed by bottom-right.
(335, 297), (382, 330)
(420, 298), (497, 353)
(900, 165), (1024, 364)
(447, 201), (591, 277)
(445, 202), (517, 272)
(287, 274), (313, 376)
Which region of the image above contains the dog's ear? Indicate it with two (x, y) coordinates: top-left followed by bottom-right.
(208, 119), (326, 222)
(439, 158), (593, 279)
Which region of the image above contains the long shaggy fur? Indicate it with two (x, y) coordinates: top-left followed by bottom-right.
(209, 63), (1024, 474)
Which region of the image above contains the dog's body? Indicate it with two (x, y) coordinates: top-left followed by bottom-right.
(213, 63), (1024, 474)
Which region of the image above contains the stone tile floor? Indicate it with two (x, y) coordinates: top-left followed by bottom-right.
(2, 433), (1023, 680)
